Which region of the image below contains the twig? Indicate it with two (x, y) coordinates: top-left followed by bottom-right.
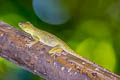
(0, 21), (120, 80)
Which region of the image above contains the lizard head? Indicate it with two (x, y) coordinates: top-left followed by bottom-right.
(18, 21), (34, 34)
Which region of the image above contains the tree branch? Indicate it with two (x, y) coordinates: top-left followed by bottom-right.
(0, 21), (119, 80)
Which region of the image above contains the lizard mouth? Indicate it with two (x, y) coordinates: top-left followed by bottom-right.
(18, 22), (24, 28)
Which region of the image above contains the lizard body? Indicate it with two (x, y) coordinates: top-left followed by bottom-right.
(18, 22), (82, 58)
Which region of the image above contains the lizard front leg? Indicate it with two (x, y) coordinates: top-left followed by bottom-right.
(26, 35), (39, 47)
(49, 45), (63, 56)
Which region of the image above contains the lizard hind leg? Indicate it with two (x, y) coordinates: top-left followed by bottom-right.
(49, 45), (63, 55)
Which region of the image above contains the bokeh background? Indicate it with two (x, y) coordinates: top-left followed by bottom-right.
(0, 0), (120, 80)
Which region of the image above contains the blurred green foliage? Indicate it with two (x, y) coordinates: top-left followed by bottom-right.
(0, 0), (120, 80)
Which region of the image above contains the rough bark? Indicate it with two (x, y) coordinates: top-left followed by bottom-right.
(0, 21), (120, 80)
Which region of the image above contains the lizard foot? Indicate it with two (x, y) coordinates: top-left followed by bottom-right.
(49, 47), (63, 56)
(26, 43), (33, 48)
(26, 39), (39, 48)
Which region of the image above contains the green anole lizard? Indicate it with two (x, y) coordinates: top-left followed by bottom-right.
(18, 21), (82, 58)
